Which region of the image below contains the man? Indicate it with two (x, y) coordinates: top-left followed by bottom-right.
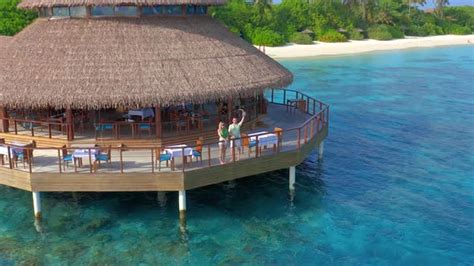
(228, 110), (246, 160)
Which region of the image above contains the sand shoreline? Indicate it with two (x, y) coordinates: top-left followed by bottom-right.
(260, 35), (474, 59)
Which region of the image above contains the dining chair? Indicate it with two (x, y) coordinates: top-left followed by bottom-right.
(156, 148), (172, 171)
(61, 145), (74, 170)
(138, 122), (152, 137)
(95, 146), (112, 172)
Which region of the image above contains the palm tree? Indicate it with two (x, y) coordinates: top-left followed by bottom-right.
(434, 0), (449, 18)
(254, 0), (272, 25)
(407, 0), (427, 16)
(342, 0), (376, 23)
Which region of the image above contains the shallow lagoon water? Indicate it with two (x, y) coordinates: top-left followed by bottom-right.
(1, 46), (473, 265)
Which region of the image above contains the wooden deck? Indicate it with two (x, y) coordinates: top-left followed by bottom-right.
(0, 90), (329, 193)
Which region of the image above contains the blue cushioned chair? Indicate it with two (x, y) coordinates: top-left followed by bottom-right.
(62, 145), (73, 170)
(13, 150), (24, 168)
(138, 123), (152, 136)
(94, 146), (111, 172)
(95, 124), (114, 131)
(156, 150), (172, 171)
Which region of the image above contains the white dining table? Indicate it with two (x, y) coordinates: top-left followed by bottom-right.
(73, 149), (97, 159)
(128, 108), (155, 120)
(164, 145), (193, 159)
(0, 142), (30, 156)
(71, 149), (99, 172)
(0, 146), (9, 156)
(249, 132), (278, 147)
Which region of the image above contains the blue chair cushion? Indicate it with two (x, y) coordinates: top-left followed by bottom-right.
(160, 154), (171, 161)
(139, 124), (151, 130)
(14, 150), (24, 158)
(193, 150), (201, 157)
(249, 140), (257, 148)
(63, 154), (73, 162)
(96, 154), (109, 161)
(96, 124), (114, 131)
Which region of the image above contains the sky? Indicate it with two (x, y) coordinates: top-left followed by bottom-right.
(425, 0), (474, 7)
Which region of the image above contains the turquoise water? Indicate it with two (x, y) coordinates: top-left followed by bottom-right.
(1, 46), (473, 265)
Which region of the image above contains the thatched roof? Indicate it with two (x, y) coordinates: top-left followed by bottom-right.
(19, 0), (226, 9)
(0, 17), (292, 110)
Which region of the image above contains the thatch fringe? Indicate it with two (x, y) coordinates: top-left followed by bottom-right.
(0, 17), (292, 110)
(19, 0), (226, 9)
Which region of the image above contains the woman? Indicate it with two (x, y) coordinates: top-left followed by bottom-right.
(217, 121), (229, 164)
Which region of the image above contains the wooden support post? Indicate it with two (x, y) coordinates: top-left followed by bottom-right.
(155, 106), (162, 139)
(289, 166), (296, 192)
(0, 106), (9, 133)
(178, 190), (186, 227)
(65, 108), (74, 141)
(318, 141), (325, 160)
(32, 192), (42, 220)
(289, 166), (296, 201)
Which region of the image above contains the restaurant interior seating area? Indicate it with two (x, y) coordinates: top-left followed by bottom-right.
(1, 96), (265, 141)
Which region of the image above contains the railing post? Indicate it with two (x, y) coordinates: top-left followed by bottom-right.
(88, 148), (93, 173)
(48, 124), (52, 139)
(151, 148), (155, 173)
(182, 147), (186, 173)
(327, 106), (330, 126)
(321, 106), (326, 126)
(14, 120), (17, 134)
(232, 139), (236, 163)
(306, 96), (311, 114)
(208, 144), (211, 167)
(304, 124), (308, 144)
(317, 114), (320, 132)
(31, 124), (34, 137)
(120, 148), (124, 174)
(283, 90), (286, 106)
(297, 128), (301, 149)
(271, 89), (274, 103)
(58, 149), (62, 173)
(7, 145), (12, 169)
(255, 136), (259, 158)
(28, 148), (33, 173)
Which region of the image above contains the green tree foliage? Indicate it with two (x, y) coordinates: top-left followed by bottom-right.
(0, 0), (37, 36)
(319, 29), (348, 42)
(368, 24), (396, 40)
(289, 32), (314, 44)
(251, 27), (286, 46)
(211, 0), (472, 45)
(1, 0), (470, 43)
(349, 29), (365, 40)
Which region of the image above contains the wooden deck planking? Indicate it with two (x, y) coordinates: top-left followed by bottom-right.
(184, 125), (327, 190)
(0, 167), (32, 191)
(31, 172), (184, 192)
(0, 102), (328, 192)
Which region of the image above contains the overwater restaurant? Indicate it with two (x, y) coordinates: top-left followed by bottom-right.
(0, 0), (329, 225)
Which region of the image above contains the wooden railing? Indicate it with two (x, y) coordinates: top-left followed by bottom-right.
(93, 109), (263, 140)
(0, 89), (328, 174)
(0, 117), (70, 139)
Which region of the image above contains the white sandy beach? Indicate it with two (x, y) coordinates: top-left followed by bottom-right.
(261, 34), (474, 58)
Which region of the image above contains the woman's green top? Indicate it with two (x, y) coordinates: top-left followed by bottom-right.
(220, 128), (229, 139)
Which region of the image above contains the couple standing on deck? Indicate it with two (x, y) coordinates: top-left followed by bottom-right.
(217, 109), (246, 165)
